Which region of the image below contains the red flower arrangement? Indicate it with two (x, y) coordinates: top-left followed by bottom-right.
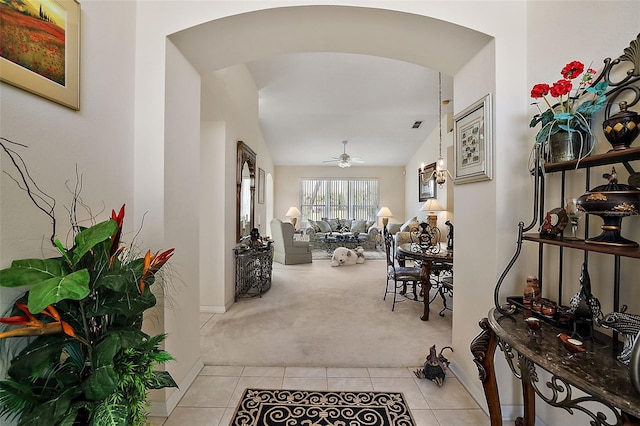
(530, 60), (608, 144)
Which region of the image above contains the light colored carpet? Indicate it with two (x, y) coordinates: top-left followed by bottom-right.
(200, 260), (452, 367)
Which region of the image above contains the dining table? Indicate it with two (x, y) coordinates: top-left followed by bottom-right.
(396, 243), (453, 321)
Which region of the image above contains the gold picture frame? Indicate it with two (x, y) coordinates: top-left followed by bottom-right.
(0, 0), (81, 110)
(418, 162), (437, 202)
(258, 168), (265, 204)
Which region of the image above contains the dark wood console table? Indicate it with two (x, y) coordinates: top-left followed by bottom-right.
(396, 243), (452, 321)
(471, 308), (640, 426)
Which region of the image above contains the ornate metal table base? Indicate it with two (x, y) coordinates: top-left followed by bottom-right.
(471, 310), (640, 426)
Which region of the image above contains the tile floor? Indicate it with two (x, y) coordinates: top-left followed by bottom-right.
(148, 365), (490, 426)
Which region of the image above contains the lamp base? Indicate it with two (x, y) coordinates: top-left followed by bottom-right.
(382, 218), (389, 228)
(291, 217), (297, 228)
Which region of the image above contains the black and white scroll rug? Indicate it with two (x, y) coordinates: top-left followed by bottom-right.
(230, 388), (416, 426)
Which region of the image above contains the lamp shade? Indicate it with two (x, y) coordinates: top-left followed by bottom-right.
(285, 207), (301, 217)
(420, 199), (445, 213)
(376, 207), (394, 218)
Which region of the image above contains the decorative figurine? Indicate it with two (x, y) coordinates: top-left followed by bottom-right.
(524, 317), (542, 338)
(445, 220), (453, 251)
(568, 263), (602, 338)
(414, 345), (453, 386)
(558, 333), (587, 358)
(597, 309), (640, 365)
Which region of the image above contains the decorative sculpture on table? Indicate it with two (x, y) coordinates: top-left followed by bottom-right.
(597, 308), (640, 365)
(568, 263), (602, 338)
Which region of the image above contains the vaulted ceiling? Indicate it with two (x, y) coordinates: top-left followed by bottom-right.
(246, 52), (453, 167)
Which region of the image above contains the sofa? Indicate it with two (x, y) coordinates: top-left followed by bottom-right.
(304, 218), (380, 248)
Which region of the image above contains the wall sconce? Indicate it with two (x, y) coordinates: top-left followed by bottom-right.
(285, 206), (301, 228)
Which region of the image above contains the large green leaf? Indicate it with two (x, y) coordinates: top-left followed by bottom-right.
(94, 268), (140, 293)
(16, 386), (81, 426)
(71, 220), (118, 267)
(91, 400), (128, 426)
(9, 335), (75, 382)
(88, 289), (156, 318)
(93, 334), (121, 368)
(82, 365), (118, 401)
(147, 371), (178, 390)
(0, 259), (70, 288)
(27, 269), (91, 313)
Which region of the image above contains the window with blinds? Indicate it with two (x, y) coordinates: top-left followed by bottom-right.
(300, 178), (379, 221)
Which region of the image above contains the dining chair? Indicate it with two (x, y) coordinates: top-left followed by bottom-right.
(383, 228), (422, 311)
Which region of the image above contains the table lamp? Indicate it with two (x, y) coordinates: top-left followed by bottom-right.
(285, 206), (301, 228)
(376, 207), (394, 228)
(420, 199), (445, 229)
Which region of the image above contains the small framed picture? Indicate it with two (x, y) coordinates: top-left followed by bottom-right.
(0, 0), (81, 110)
(258, 168), (265, 204)
(418, 162), (437, 202)
(454, 94), (493, 184)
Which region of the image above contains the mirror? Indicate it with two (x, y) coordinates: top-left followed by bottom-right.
(237, 141), (257, 242)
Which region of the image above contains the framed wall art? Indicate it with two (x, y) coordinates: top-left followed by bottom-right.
(418, 162), (437, 202)
(258, 168), (265, 204)
(453, 94), (493, 184)
(0, 0), (80, 110)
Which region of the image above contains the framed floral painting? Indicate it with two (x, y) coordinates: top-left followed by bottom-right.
(0, 0), (80, 110)
(454, 94), (493, 184)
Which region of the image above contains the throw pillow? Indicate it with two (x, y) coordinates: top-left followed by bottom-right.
(317, 220), (332, 233)
(327, 218), (340, 232)
(351, 220), (367, 233)
(400, 217), (419, 232)
(307, 219), (321, 232)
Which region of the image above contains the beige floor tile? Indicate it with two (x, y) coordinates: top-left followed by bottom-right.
(416, 377), (480, 410)
(432, 409), (490, 425)
(370, 377), (430, 410)
(178, 376), (239, 407)
(162, 407), (226, 426)
(220, 407), (237, 426)
(229, 376), (284, 408)
(409, 409), (440, 426)
(328, 377), (373, 391)
(201, 365), (245, 376)
(368, 367), (416, 377)
(282, 377), (328, 390)
(148, 416), (166, 425)
(285, 366), (327, 378)
(327, 367), (370, 377)
(242, 366), (285, 377)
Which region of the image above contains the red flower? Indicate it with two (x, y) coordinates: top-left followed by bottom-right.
(110, 204), (125, 256)
(531, 84), (550, 98)
(550, 79), (573, 97)
(561, 61), (584, 79)
(139, 248), (175, 293)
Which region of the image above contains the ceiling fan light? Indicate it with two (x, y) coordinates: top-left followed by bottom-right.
(339, 160), (351, 168)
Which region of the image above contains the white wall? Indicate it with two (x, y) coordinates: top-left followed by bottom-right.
(3, 1), (639, 423)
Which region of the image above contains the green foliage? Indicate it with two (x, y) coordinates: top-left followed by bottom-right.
(0, 209), (176, 425)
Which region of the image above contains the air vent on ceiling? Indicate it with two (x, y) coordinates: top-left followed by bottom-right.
(412, 121), (423, 129)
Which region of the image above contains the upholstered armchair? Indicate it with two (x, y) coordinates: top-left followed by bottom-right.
(270, 219), (313, 265)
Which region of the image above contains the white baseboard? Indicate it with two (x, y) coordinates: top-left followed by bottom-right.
(200, 304), (228, 313)
(149, 357), (204, 417)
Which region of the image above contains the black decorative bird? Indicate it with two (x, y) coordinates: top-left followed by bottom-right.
(414, 345), (453, 386)
(597, 310), (640, 365)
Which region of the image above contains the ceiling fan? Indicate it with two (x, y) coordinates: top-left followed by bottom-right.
(323, 141), (365, 168)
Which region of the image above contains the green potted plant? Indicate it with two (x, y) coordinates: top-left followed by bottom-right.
(530, 60), (609, 163)
(0, 139), (177, 425)
(0, 204), (176, 425)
